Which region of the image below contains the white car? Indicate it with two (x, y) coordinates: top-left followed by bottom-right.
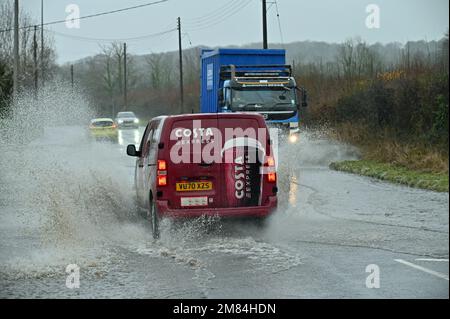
(115, 111), (139, 129)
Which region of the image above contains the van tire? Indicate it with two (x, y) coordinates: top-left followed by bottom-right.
(254, 215), (269, 229)
(149, 198), (160, 239)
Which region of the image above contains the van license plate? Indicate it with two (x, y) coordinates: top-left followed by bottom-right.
(176, 182), (213, 191)
(181, 197), (208, 207)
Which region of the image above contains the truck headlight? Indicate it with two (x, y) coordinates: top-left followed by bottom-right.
(289, 134), (298, 143)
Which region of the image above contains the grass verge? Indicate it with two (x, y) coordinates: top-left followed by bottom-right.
(330, 160), (449, 192)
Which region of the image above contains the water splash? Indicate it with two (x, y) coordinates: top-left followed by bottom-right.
(0, 82), (148, 279)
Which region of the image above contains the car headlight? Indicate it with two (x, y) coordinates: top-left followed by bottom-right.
(134, 119), (139, 124)
(118, 119), (124, 124)
(289, 134), (299, 143)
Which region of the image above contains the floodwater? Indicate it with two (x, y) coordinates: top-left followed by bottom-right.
(0, 88), (448, 298)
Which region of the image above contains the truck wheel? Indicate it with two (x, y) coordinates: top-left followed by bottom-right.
(149, 199), (160, 239)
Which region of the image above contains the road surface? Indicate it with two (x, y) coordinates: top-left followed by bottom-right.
(0, 126), (448, 298)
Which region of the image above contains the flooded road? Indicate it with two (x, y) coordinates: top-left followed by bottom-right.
(0, 125), (448, 298)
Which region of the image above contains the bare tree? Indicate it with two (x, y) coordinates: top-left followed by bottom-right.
(98, 42), (138, 113)
(99, 45), (116, 113)
(146, 53), (163, 89)
(336, 38), (382, 86)
(111, 42), (124, 97)
(336, 39), (356, 90)
(146, 52), (175, 89)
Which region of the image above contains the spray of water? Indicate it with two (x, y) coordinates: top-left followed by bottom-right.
(275, 128), (359, 211)
(0, 82), (150, 280)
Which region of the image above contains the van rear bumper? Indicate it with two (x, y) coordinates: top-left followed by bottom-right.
(156, 196), (277, 218)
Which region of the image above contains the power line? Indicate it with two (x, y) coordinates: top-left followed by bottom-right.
(184, 0), (251, 28)
(184, 32), (193, 47)
(144, 31), (176, 53)
(0, 0), (168, 33)
(274, 0), (285, 48)
(185, 0), (255, 32)
(184, 0), (241, 22)
(184, 0), (243, 26)
(46, 28), (177, 43)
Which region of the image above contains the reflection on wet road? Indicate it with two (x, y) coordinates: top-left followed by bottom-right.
(0, 125), (448, 298)
(117, 128), (142, 146)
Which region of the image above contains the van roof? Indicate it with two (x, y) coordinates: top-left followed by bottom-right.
(153, 113), (265, 121)
(146, 113), (267, 128)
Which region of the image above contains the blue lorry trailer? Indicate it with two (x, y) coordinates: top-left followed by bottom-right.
(200, 48), (307, 142)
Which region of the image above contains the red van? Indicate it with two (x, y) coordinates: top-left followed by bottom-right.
(127, 113), (278, 238)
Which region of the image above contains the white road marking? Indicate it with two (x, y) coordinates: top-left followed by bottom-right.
(415, 258), (449, 262)
(395, 259), (449, 281)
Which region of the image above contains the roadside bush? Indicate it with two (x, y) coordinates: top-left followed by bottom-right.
(335, 88), (372, 124)
(431, 94), (449, 147)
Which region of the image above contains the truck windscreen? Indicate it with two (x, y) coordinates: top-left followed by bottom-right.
(231, 87), (297, 111)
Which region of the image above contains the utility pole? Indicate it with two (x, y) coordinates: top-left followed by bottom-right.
(13, 0), (19, 100)
(262, 0), (268, 49)
(41, 0), (44, 86)
(70, 65), (74, 89)
(177, 17), (184, 113)
(33, 25), (38, 99)
(123, 42), (128, 109)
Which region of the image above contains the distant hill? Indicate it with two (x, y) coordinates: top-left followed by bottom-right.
(66, 38), (446, 69)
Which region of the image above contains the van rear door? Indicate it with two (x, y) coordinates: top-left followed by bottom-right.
(166, 116), (223, 209)
(219, 115), (266, 208)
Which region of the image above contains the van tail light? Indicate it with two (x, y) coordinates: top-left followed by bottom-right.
(265, 156), (276, 183)
(267, 172), (277, 183)
(158, 160), (167, 170)
(157, 160), (167, 186)
(158, 175), (167, 186)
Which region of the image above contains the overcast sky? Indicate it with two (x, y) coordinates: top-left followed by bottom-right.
(20, 0), (449, 64)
